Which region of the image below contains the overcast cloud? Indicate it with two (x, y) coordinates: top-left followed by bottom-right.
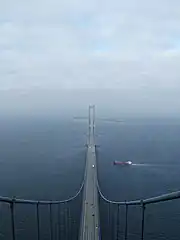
(0, 0), (180, 116)
(0, 0), (180, 89)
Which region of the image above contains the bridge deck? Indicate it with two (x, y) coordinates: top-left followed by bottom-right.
(79, 119), (99, 239)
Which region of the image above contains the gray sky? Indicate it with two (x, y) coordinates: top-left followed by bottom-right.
(0, 0), (180, 116)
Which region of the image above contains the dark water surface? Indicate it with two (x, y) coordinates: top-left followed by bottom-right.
(0, 116), (180, 239)
(0, 116), (86, 240)
(97, 119), (180, 240)
(0, 117), (86, 200)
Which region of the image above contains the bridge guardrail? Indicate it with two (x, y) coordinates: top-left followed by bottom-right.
(97, 180), (180, 240)
(0, 181), (84, 240)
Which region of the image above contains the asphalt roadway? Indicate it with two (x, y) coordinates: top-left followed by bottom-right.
(79, 125), (100, 240)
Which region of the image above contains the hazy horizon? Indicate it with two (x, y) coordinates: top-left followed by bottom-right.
(0, 88), (180, 119)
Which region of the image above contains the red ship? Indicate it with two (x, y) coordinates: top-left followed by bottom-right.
(113, 161), (132, 166)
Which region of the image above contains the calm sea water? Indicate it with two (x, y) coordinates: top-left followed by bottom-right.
(0, 117), (86, 200)
(97, 119), (180, 240)
(0, 116), (180, 239)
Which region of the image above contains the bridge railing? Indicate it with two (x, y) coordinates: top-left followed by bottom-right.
(97, 181), (180, 240)
(0, 182), (84, 240)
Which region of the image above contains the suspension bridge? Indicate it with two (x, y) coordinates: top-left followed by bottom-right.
(0, 105), (180, 240)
